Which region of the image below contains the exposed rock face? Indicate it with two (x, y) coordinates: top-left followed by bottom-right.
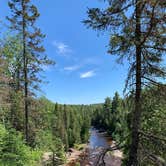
(42, 152), (53, 166)
(79, 146), (122, 166)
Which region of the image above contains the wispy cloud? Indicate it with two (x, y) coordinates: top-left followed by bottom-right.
(80, 70), (96, 79)
(64, 65), (81, 71)
(52, 41), (72, 55)
(83, 57), (102, 65)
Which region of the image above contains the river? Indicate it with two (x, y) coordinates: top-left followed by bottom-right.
(89, 128), (112, 148)
(79, 128), (122, 166)
(67, 128), (122, 166)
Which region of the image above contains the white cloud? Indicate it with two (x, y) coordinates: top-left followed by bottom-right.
(64, 65), (80, 71)
(80, 70), (96, 78)
(53, 41), (72, 55)
(83, 57), (102, 65)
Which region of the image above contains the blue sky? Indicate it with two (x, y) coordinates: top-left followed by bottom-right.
(0, 0), (129, 104)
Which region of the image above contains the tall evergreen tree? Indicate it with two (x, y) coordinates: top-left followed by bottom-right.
(103, 97), (112, 130)
(112, 92), (120, 113)
(104, 97), (112, 115)
(84, 0), (166, 165)
(7, 0), (53, 144)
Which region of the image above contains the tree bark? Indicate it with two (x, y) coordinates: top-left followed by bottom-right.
(16, 57), (21, 91)
(52, 151), (55, 166)
(22, 0), (29, 144)
(127, 0), (142, 165)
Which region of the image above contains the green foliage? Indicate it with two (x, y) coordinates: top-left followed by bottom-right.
(138, 87), (166, 165)
(74, 144), (86, 151)
(75, 162), (81, 166)
(0, 124), (41, 166)
(92, 92), (128, 143)
(48, 102), (91, 149)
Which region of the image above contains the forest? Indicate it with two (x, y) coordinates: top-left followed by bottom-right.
(0, 0), (166, 166)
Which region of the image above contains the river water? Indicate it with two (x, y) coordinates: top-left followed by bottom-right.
(89, 128), (112, 148)
(78, 128), (114, 165)
(68, 128), (122, 166)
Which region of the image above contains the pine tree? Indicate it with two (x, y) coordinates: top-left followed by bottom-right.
(111, 92), (124, 141)
(84, 0), (166, 165)
(63, 104), (69, 150)
(112, 92), (120, 113)
(103, 97), (112, 130)
(7, 0), (53, 144)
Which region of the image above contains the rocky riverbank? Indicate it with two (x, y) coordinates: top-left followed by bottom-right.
(79, 141), (123, 166)
(65, 142), (123, 166)
(65, 129), (123, 166)
(65, 144), (88, 166)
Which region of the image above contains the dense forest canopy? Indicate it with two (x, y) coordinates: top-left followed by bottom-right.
(0, 0), (166, 166)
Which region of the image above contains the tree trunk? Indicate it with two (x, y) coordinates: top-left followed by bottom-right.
(16, 58), (21, 91)
(52, 151), (55, 166)
(22, 0), (29, 144)
(128, 0), (142, 165)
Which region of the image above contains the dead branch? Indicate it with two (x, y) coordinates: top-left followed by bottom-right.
(139, 130), (166, 143)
